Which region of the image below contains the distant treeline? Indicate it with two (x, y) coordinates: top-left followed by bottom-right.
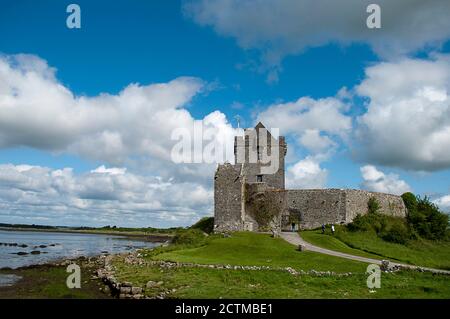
(77, 225), (184, 234)
(0, 223), (58, 230)
(0, 223), (183, 233)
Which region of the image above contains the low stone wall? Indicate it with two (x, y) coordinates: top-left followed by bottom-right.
(96, 253), (152, 299)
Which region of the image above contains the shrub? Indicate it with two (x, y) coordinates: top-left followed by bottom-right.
(172, 229), (207, 246)
(367, 197), (380, 214)
(347, 214), (373, 232)
(190, 217), (214, 234)
(348, 211), (386, 234)
(347, 211), (412, 244)
(381, 221), (411, 244)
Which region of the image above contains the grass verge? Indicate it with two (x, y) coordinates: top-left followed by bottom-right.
(301, 228), (450, 270)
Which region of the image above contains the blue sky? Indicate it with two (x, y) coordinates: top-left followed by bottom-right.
(1, 0), (450, 227)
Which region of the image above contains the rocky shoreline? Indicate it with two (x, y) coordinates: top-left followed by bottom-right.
(1, 250), (156, 299)
(0, 253), (113, 298)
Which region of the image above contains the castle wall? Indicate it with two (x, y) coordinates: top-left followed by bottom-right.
(344, 189), (407, 222)
(241, 160), (285, 190)
(214, 163), (244, 232)
(284, 189), (347, 230)
(282, 189), (407, 230)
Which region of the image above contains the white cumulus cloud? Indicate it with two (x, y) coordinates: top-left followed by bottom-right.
(355, 54), (450, 171)
(185, 0), (450, 80)
(286, 156), (328, 189)
(0, 164), (213, 227)
(433, 195), (450, 213)
(0, 53), (244, 226)
(0, 54), (238, 181)
(360, 165), (411, 195)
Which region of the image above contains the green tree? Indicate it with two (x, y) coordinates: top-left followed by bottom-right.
(402, 193), (449, 241)
(402, 192), (418, 213)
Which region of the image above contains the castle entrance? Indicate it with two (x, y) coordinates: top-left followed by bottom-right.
(290, 222), (298, 232)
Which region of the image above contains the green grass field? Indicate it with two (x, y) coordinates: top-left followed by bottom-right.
(109, 231), (450, 298)
(301, 228), (450, 270)
(113, 259), (450, 299)
(151, 232), (367, 273)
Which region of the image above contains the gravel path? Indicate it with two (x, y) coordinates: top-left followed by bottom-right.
(280, 231), (450, 275)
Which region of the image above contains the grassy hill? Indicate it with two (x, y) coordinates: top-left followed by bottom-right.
(152, 232), (367, 272)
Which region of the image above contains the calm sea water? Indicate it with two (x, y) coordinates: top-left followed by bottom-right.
(0, 229), (159, 269)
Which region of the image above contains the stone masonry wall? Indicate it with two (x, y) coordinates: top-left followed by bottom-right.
(282, 189), (406, 230)
(234, 127), (286, 190)
(214, 163), (244, 232)
(344, 189), (407, 223)
(284, 189), (347, 230)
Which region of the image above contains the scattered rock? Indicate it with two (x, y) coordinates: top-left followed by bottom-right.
(131, 287), (143, 295)
(120, 287), (131, 294)
(380, 260), (390, 272)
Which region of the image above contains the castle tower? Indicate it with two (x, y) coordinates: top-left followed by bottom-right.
(214, 122), (287, 232)
(234, 122), (287, 189)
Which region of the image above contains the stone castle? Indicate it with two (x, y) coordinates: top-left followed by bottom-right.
(214, 123), (407, 233)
